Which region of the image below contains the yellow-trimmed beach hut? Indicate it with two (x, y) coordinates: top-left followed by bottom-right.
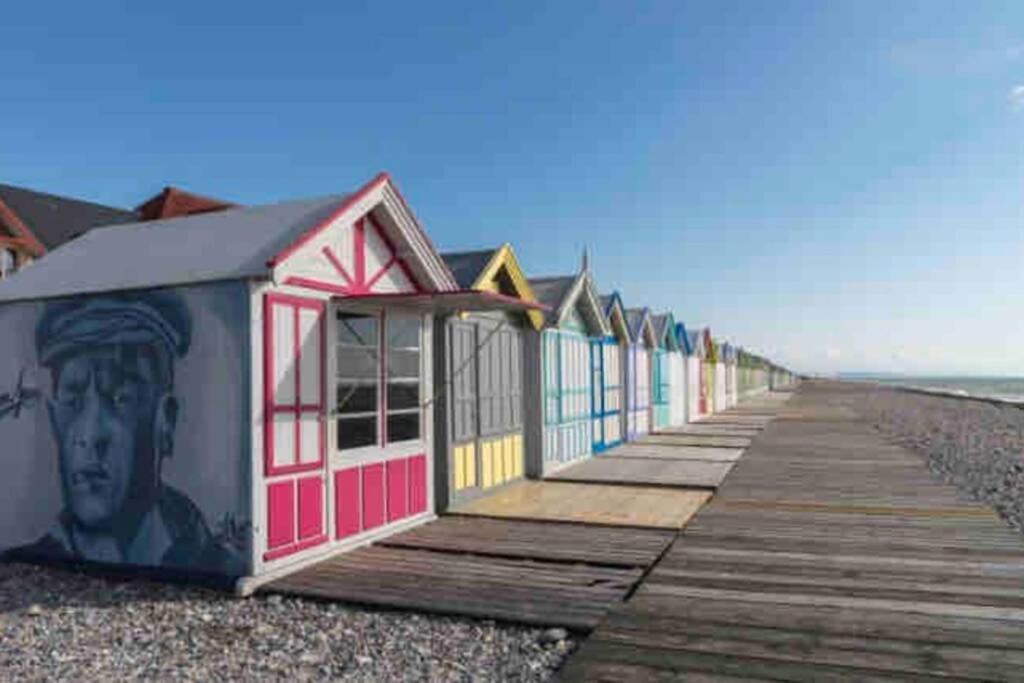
(435, 244), (543, 508)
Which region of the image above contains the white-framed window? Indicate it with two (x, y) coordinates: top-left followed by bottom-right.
(335, 310), (422, 452)
(0, 248), (16, 279)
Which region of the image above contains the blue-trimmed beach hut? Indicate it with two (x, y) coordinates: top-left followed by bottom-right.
(593, 292), (630, 453)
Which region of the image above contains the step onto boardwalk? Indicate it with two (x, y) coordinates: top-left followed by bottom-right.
(547, 456), (733, 489)
(452, 481), (711, 529)
(561, 382), (1024, 681)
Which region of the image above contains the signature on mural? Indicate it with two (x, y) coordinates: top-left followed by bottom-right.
(4, 291), (243, 574)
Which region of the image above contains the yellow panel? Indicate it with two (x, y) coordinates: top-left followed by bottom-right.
(511, 434), (524, 478)
(465, 442), (477, 489)
(453, 446), (466, 492)
(481, 441), (494, 488)
(492, 438), (505, 486)
(503, 435), (515, 481)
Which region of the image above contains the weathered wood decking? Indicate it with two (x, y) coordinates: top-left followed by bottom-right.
(561, 382), (1024, 681)
(259, 398), (784, 628)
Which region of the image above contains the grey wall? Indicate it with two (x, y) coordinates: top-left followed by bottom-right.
(0, 281), (251, 578)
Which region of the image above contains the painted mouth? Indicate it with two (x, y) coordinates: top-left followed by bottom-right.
(71, 467), (112, 491)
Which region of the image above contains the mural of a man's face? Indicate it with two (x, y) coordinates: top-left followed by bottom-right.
(47, 345), (173, 530)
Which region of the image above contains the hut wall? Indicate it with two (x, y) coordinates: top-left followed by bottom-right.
(0, 281), (252, 581)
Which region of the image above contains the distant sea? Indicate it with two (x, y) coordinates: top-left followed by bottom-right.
(839, 374), (1024, 404)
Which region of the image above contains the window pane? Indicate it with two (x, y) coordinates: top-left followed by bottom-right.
(337, 383), (377, 413)
(338, 416), (377, 450)
(387, 412), (420, 443)
(387, 316), (420, 349)
(388, 349), (420, 378)
(387, 382), (420, 411)
(337, 346), (379, 379)
(337, 313), (378, 347)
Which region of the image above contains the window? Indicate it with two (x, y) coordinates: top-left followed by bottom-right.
(336, 313), (380, 450)
(385, 315), (421, 443)
(0, 249), (15, 279)
(335, 311), (422, 451)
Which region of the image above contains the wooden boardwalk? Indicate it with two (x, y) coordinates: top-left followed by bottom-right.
(561, 382), (1024, 681)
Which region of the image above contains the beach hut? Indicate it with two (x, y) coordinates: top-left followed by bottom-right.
(677, 323), (699, 423)
(593, 292), (630, 453)
(650, 312), (680, 431)
(525, 263), (610, 475)
(0, 172), (538, 587)
(434, 245), (543, 508)
(699, 329), (717, 417)
(721, 342), (737, 408)
(668, 321), (688, 426)
(713, 340), (727, 412)
(624, 308), (657, 439)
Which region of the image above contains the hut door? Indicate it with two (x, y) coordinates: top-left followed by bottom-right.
(448, 322), (479, 498)
(590, 339), (604, 449)
(262, 294), (328, 563)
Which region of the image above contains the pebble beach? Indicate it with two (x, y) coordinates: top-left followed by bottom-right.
(0, 562), (574, 681)
(852, 383), (1024, 533)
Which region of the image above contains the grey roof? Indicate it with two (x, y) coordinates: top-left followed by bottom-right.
(527, 276), (575, 325)
(440, 248), (496, 289)
(651, 313), (672, 345)
(0, 193), (348, 303)
(625, 308), (649, 340)
(0, 184), (138, 250)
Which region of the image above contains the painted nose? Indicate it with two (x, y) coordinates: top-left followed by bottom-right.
(70, 379), (113, 462)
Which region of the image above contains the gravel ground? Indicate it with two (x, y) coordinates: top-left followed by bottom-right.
(0, 562), (574, 681)
(851, 384), (1024, 532)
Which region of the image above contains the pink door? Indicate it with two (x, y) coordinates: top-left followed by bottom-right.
(263, 293), (328, 562)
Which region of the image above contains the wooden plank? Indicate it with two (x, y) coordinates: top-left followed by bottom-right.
(453, 480), (711, 529)
(378, 515), (674, 567)
(643, 434), (753, 448)
(547, 456), (733, 489)
(563, 383), (1024, 679)
(605, 443), (745, 462)
(266, 546), (642, 629)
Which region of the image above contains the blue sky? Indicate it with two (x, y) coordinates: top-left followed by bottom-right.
(3, 1), (1023, 375)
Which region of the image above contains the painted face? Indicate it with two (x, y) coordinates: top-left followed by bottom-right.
(49, 347), (161, 530)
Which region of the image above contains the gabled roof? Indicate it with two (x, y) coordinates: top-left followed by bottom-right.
(441, 244), (543, 329)
(0, 184), (137, 253)
(599, 292), (631, 343)
(442, 248), (497, 289)
(690, 329), (707, 359)
(651, 312), (679, 351)
(704, 331), (719, 363)
(625, 308), (657, 348)
(528, 269), (609, 336)
(135, 187), (235, 220)
(0, 173), (456, 303)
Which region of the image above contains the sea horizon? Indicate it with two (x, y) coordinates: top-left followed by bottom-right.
(837, 373), (1024, 404)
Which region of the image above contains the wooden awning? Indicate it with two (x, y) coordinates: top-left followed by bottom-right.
(332, 290), (550, 315)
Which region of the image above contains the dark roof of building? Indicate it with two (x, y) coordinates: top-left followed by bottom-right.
(135, 187), (236, 221)
(440, 248), (497, 289)
(0, 184), (138, 250)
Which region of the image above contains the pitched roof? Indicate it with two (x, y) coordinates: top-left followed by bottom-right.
(0, 193), (348, 303)
(651, 313), (676, 349)
(0, 184), (137, 251)
(528, 276), (576, 324)
(676, 322), (694, 355)
(625, 308), (650, 341)
(441, 248), (498, 289)
(135, 187), (235, 220)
